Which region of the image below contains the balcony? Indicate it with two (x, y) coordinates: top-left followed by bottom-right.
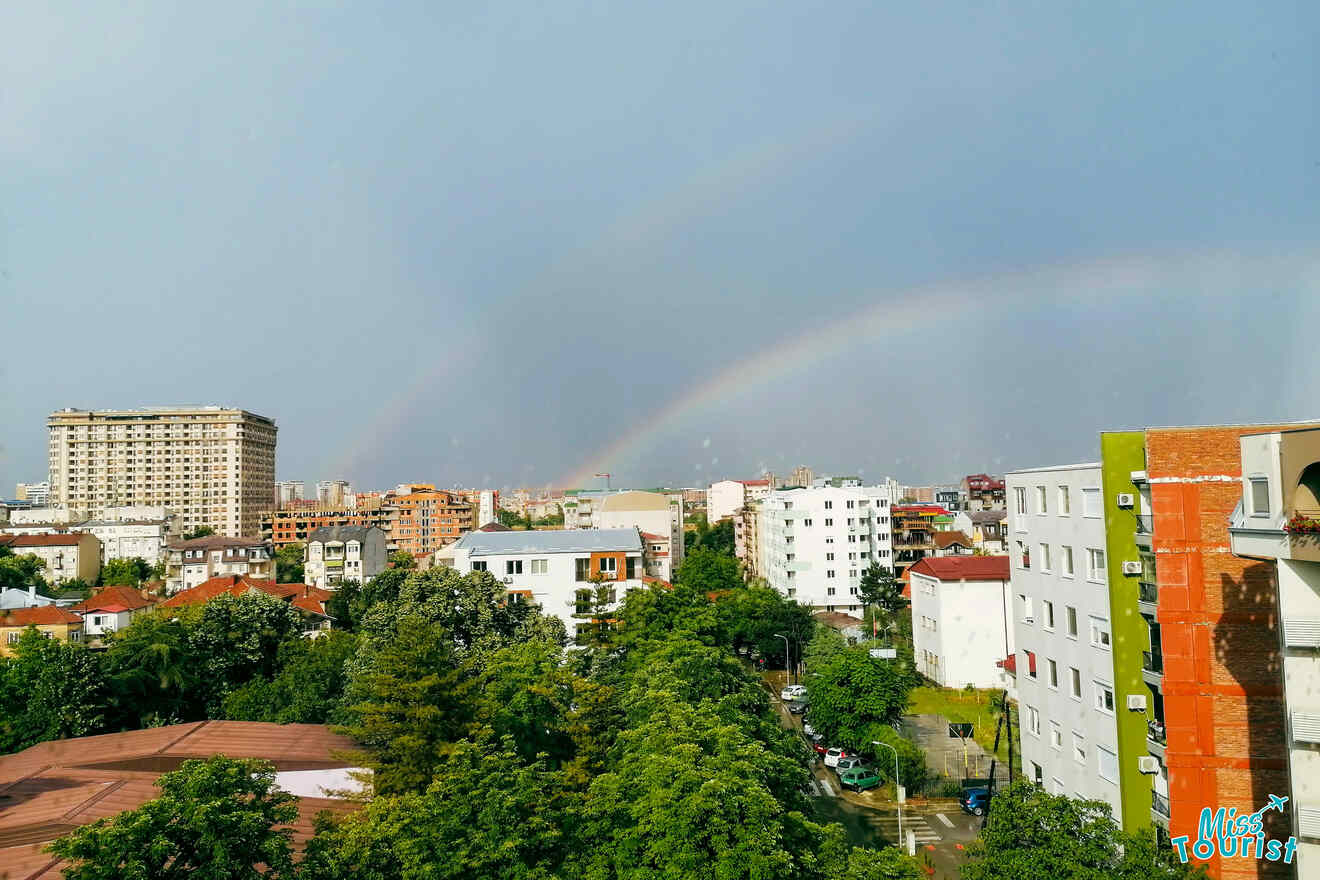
(1137, 581), (1158, 614)
(1152, 790), (1171, 820)
(1142, 649), (1163, 685)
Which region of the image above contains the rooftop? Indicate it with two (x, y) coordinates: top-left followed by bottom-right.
(159, 575), (331, 617)
(599, 490), (669, 512)
(1006, 461), (1101, 475)
(70, 586), (159, 613)
(967, 510), (1007, 524)
(305, 525), (379, 543)
(0, 533), (92, 548)
(453, 528), (642, 557)
(167, 535), (266, 551)
(908, 555), (1011, 581)
(0, 606), (85, 627)
(932, 531), (972, 550)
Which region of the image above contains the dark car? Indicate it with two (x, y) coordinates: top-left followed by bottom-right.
(786, 700), (808, 715)
(960, 786), (990, 816)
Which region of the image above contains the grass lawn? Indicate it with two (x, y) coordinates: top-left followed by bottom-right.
(907, 685), (1017, 764)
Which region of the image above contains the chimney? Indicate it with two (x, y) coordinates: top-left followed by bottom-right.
(29, 583), (36, 606)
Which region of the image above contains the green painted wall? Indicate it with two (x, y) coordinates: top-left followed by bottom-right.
(1100, 431), (1151, 832)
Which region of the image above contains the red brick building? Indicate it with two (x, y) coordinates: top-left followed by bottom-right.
(1148, 425), (1293, 880)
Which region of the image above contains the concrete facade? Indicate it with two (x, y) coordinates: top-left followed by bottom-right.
(304, 525), (388, 589)
(908, 556), (1014, 689)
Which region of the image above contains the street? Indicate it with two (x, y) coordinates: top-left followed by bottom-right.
(764, 671), (981, 879)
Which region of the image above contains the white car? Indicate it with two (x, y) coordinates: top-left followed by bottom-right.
(802, 722), (816, 737)
(824, 747), (852, 768)
(780, 684), (807, 701)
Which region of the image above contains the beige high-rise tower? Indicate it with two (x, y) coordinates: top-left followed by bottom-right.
(47, 407), (276, 538)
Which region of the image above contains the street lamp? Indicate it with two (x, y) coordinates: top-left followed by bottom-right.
(871, 740), (902, 847)
(774, 632), (791, 685)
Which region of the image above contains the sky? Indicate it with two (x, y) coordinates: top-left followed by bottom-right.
(3, 1), (1319, 493)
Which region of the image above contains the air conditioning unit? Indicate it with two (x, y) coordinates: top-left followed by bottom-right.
(501, 576), (514, 585)
(1126, 694), (1147, 711)
(1137, 756), (1160, 774)
(1116, 493), (1135, 508)
(1122, 561), (1143, 576)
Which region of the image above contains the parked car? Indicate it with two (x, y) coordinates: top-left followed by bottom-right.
(838, 766), (883, 792)
(811, 741), (828, 755)
(833, 755), (868, 775)
(780, 684), (807, 701)
(823, 748), (851, 768)
(802, 722), (816, 737)
(960, 787), (991, 816)
(786, 700), (807, 715)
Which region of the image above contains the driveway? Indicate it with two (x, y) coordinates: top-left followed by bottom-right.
(899, 713), (1011, 788)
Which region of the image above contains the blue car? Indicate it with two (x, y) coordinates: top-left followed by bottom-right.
(960, 787), (990, 816)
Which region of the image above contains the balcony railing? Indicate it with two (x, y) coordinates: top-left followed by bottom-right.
(1136, 515), (1153, 534)
(1143, 649), (1163, 673)
(1138, 581), (1159, 604)
(1147, 719), (1167, 745)
(1152, 790), (1170, 818)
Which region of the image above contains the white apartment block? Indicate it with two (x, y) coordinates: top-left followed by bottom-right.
(1229, 427), (1320, 871)
(1008, 464), (1125, 824)
(0, 533), (102, 585)
(304, 525), (388, 589)
(316, 480), (353, 507)
(564, 490), (684, 581)
(758, 481), (895, 615)
(164, 535), (274, 592)
(707, 479), (771, 523)
(446, 528), (645, 639)
(15, 482), (50, 505)
(275, 481), (305, 506)
(909, 555), (1014, 690)
(48, 407), (276, 538)
(0, 506), (181, 567)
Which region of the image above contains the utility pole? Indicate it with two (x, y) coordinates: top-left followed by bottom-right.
(872, 740), (902, 846)
(774, 632), (792, 685)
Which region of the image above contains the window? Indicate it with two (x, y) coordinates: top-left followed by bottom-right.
(1094, 682), (1115, 713)
(626, 557), (636, 579)
(599, 557), (618, 575)
(1036, 486), (1047, 514)
(846, 500), (855, 509)
(506, 559), (523, 575)
(826, 552), (835, 561)
(1042, 600), (1055, 630)
(69, 630), (82, 642)
(1024, 650), (1037, 678)
(1050, 721), (1063, 749)
(1039, 543), (1051, 571)
(1066, 606), (1078, 637)
(1073, 732), (1087, 764)
(1052, 777), (1066, 795)
(825, 536), (834, 544)
(824, 501), (833, 509)
(7, 632), (19, 644)
(575, 558), (591, 581)
(472, 560), (488, 572)
(848, 569), (857, 578)
(1082, 487), (1101, 517)
(1032, 762), (1044, 787)
(1048, 658), (1058, 688)
(1020, 594), (1034, 623)
(1027, 706), (1040, 736)
(827, 587), (836, 596)
(802, 518), (812, 526)
(1014, 486), (1027, 515)
(1089, 615), (1111, 649)
(827, 569), (835, 578)
(1249, 477), (1270, 516)
(1058, 486), (1071, 515)
(1097, 745), (1118, 782)
(1017, 541), (1030, 569)
(1061, 545), (1074, 577)
(1070, 667), (1082, 699)
(1086, 548), (1106, 581)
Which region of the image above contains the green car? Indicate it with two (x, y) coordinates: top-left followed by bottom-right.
(838, 766), (882, 792)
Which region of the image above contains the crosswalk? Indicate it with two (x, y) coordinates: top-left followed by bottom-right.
(865, 812), (942, 844)
(804, 778), (837, 798)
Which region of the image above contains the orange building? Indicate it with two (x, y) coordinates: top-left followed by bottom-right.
(1147, 425), (1294, 880)
(387, 488), (474, 556)
(264, 498), (392, 549)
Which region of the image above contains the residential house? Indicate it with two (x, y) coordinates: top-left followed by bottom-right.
(961, 474), (1006, 511)
(968, 510), (1009, 554)
(0, 533), (101, 585)
(70, 586), (161, 639)
(159, 574), (332, 633)
(0, 606), (85, 656)
(908, 555), (1013, 690)
(163, 536), (273, 593)
(932, 530), (973, 556)
(577, 490), (684, 581)
(304, 525), (387, 589)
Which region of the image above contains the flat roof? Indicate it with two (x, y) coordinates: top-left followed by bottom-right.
(1006, 461), (1101, 475)
(454, 528), (642, 556)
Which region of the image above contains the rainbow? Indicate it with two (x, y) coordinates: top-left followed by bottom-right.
(557, 247), (1320, 488)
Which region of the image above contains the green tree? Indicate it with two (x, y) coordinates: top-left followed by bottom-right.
(183, 525), (216, 540)
(0, 547), (47, 592)
(222, 630), (359, 724)
(802, 645), (918, 748)
(48, 756), (298, 880)
(570, 577), (617, 649)
(186, 592), (305, 715)
(338, 615), (470, 795)
(0, 629), (109, 753)
(496, 508), (523, 528)
(961, 781), (1205, 880)
(389, 550), (417, 569)
(675, 546), (743, 595)
(100, 557), (152, 586)
(326, 577), (363, 631)
(857, 562), (904, 612)
(276, 542), (305, 583)
(714, 582), (815, 668)
(102, 607), (204, 727)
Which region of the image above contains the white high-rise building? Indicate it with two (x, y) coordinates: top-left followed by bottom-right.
(275, 481), (305, 506)
(316, 480), (353, 507)
(707, 479), (772, 522)
(758, 479), (896, 615)
(47, 407), (276, 538)
(1008, 463), (1125, 823)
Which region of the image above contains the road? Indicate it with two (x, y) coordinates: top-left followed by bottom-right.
(764, 671), (981, 879)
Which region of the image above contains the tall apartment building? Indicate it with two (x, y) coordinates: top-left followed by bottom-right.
(387, 487), (473, 557)
(564, 490), (684, 581)
(1009, 464), (1127, 825)
(315, 480), (353, 508)
(263, 498), (393, 549)
(275, 481), (305, 506)
(734, 504), (763, 579)
(758, 480), (895, 615)
(1228, 426), (1320, 875)
(47, 407), (276, 538)
(456, 490), (499, 527)
(707, 479), (771, 522)
(788, 466), (814, 489)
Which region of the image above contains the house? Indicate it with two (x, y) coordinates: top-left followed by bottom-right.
(159, 574), (333, 633)
(932, 530), (973, 556)
(0, 720), (364, 876)
(303, 525), (387, 589)
(968, 510), (1008, 554)
(69, 586), (161, 639)
(163, 536), (274, 593)
(445, 528), (645, 639)
(908, 555), (1013, 690)
(960, 474), (1006, 511)
(0, 533), (101, 584)
(0, 587), (62, 610)
(0, 606), (85, 656)
(812, 610), (868, 644)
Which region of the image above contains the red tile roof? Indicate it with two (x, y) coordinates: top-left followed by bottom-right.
(1, 606), (84, 627)
(738, 479), (771, 486)
(1, 533), (90, 548)
(908, 555), (1010, 581)
(932, 531), (972, 550)
(640, 531), (667, 542)
(71, 586), (159, 613)
(159, 575), (331, 617)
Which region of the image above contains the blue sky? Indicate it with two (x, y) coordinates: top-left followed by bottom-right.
(3, 1), (1318, 491)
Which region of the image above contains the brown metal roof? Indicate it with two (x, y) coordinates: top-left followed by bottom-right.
(0, 721), (362, 875)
